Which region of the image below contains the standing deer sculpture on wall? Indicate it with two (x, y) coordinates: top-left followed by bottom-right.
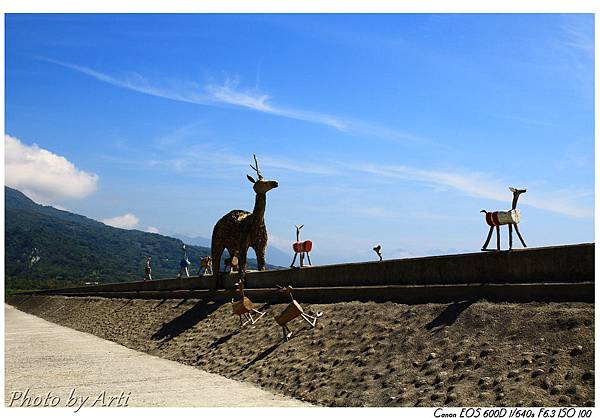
(480, 187), (527, 251)
(373, 245), (383, 261)
(211, 155), (278, 287)
(290, 224), (312, 268)
(198, 256), (213, 276)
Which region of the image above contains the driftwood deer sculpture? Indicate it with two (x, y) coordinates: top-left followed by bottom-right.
(290, 224), (312, 268)
(274, 285), (322, 341)
(224, 254), (239, 273)
(231, 281), (266, 327)
(211, 155), (278, 287)
(480, 187), (527, 251)
(373, 245), (382, 261)
(198, 256), (213, 276)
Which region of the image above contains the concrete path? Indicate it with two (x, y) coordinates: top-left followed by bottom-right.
(5, 304), (307, 408)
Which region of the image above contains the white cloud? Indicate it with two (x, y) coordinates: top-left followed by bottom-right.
(5, 134), (99, 205)
(267, 233), (294, 252)
(353, 163), (592, 218)
(146, 226), (160, 234)
(102, 213), (140, 229)
(42, 58), (347, 131)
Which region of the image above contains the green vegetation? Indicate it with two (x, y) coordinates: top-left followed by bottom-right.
(5, 187), (273, 291)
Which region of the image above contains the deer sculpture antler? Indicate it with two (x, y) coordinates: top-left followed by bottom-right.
(249, 154), (263, 180)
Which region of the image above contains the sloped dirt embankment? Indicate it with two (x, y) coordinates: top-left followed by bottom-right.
(7, 295), (594, 407)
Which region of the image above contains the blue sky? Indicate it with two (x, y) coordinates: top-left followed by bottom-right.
(5, 13), (595, 264)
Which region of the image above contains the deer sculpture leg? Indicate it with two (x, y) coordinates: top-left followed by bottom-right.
(495, 225), (500, 250)
(290, 253), (298, 268)
(282, 324), (293, 341)
(508, 224), (513, 250)
(514, 224), (527, 247)
(253, 244), (267, 271)
(305, 252), (312, 266)
(238, 243), (250, 286)
(300, 311), (323, 327)
(212, 246), (224, 289)
(482, 225), (494, 250)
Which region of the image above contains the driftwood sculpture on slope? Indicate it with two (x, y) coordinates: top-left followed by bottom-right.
(480, 187), (527, 251)
(211, 155), (278, 287)
(231, 281), (266, 327)
(274, 285), (322, 341)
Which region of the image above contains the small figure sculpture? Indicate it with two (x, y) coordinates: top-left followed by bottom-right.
(224, 254), (239, 274)
(290, 224), (312, 268)
(144, 256), (152, 281)
(198, 256), (213, 276)
(231, 281), (266, 327)
(373, 245), (383, 261)
(211, 155), (278, 287)
(480, 187), (527, 251)
(177, 244), (191, 278)
(274, 285), (322, 341)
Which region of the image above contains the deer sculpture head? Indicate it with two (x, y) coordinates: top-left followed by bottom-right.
(295, 224), (304, 242)
(509, 187), (527, 210)
(246, 154), (278, 194)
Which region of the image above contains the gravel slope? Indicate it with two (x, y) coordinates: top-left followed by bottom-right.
(7, 295), (594, 407)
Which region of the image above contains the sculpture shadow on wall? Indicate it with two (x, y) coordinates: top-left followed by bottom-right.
(424, 300), (475, 330)
(151, 299), (220, 343)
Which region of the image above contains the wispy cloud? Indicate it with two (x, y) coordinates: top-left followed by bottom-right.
(560, 15), (594, 57)
(351, 163), (592, 218)
(40, 57), (432, 144)
(127, 135), (593, 219)
(40, 57), (347, 131)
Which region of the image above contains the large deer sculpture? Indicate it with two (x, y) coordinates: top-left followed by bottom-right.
(480, 187), (527, 251)
(211, 155), (278, 287)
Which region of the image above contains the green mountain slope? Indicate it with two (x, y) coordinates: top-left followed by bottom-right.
(5, 187), (274, 291)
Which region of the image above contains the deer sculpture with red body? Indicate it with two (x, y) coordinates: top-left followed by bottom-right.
(480, 187), (527, 251)
(290, 224), (312, 268)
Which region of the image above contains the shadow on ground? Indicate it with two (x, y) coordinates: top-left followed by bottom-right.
(151, 300), (221, 342)
(425, 300), (475, 330)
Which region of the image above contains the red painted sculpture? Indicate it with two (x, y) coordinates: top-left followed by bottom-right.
(290, 224), (312, 268)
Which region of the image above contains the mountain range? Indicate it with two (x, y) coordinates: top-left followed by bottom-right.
(5, 186), (279, 292)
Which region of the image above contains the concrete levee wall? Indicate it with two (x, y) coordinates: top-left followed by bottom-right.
(34, 243), (594, 296)
(230, 243), (594, 289)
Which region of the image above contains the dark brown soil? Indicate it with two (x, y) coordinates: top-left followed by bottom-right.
(7, 295), (594, 407)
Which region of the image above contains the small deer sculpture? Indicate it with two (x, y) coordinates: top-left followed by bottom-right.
(290, 224), (312, 268)
(373, 245), (382, 261)
(211, 155), (278, 287)
(224, 254), (239, 274)
(480, 187), (527, 251)
(231, 281), (266, 327)
(274, 285), (322, 341)
(198, 256), (213, 276)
